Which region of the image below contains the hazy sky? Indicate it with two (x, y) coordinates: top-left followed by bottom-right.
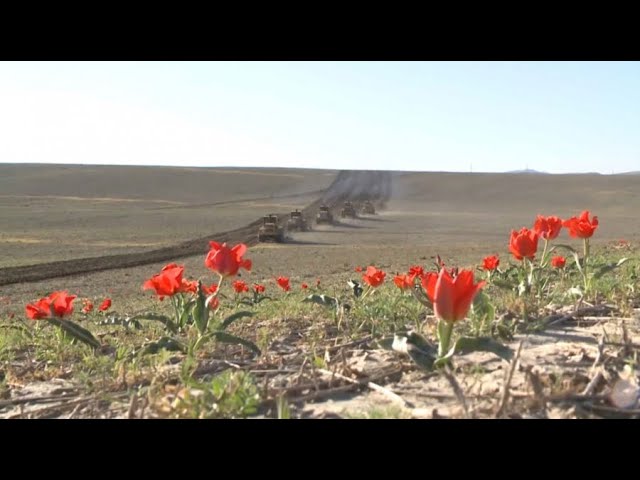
(0, 61), (638, 173)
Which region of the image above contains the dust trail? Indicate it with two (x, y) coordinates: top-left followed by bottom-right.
(320, 170), (393, 208)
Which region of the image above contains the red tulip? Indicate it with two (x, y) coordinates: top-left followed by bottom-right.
(253, 284), (266, 294)
(421, 272), (438, 303)
(26, 291), (77, 320)
(551, 256), (566, 269)
(82, 299), (94, 314)
(315, 278), (321, 288)
(393, 274), (413, 290)
(98, 298), (112, 312)
(407, 265), (424, 283)
(433, 269), (485, 323)
(354, 266), (363, 272)
(362, 266), (386, 287)
(509, 228), (539, 260)
(533, 215), (563, 240)
(178, 279), (198, 295)
(301, 283), (309, 290)
(143, 264), (184, 299)
(482, 255), (500, 271)
(276, 276), (290, 292)
(205, 242), (252, 277)
(208, 296), (220, 311)
(563, 211), (599, 239)
(232, 280), (249, 293)
(202, 283), (219, 296)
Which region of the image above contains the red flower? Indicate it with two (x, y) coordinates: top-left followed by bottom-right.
(98, 298), (112, 312)
(81, 299), (94, 314)
(533, 215), (563, 240)
(178, 279), (198, 295)
(202, 283), (219, 296)
(205, 242), (252, 277)
(393, 274), (413, 290)
(420, 272), (438, 303)
(207, 296), (220, 311)
(509, 228), (539, 260)
(407, 265), (424, 283)
(362, 266), (386, 287)
(316, 278), (321, 288)
(143, 264), (185, 300)
(551, 256), (566, 269)
(26, 291), (77, 320)
(301, 283), (308, 289)
(253, 284), (265, 294)
(232, 280), (249, 293)
(563, 211), (599, 239)
(433, 268), (485, 323)
(276, 276), (291, 292)
(354, 266), (363, 272)
(482, 255), (500, 271)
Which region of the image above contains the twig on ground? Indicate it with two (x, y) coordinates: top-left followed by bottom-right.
(496, 340), (523, 418)
(524, 365), (547, 413)
(581, 371), (604, 397)
(441, 366), (470, 418)
(317, 368), (414, 409)
(128, 391), (139, 419)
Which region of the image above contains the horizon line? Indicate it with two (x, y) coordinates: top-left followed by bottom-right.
(0, 161), (637, 176)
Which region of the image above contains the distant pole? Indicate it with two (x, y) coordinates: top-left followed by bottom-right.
(470, 162), (473, 173)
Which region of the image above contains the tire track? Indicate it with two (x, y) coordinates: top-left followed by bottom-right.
(0, 171), (391, 286)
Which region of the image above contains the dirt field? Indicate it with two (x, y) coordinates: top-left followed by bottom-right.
(1, 165), (639, 418)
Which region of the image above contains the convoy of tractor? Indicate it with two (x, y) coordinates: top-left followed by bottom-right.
(257, 200), (378, 243)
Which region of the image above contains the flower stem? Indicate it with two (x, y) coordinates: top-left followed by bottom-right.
(540, 238), (549, 267)
(437, 319), (455, 358)
(583, 238), (590, 293)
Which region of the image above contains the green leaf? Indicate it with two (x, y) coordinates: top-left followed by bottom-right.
(47, 318), (101, 350)
(376, 335), (396, 350)
(492, 279), (516, 291)
(472, 291), (495, 319)
(451, 336), (513, 361)
(130, 313), (178, 334)
(302, 294), (339, 308)
(406, 340), (437, 371)
(221, 311), (254, 330)
(192, 281), (209, 335)
(137, 336), (186, 356)
(347, 280), (363, 298)
(98, 314), (142, 330)
(552, 244), (578, 255)
(593, 257), (629, 280)
(179, 301), (193, 330)
(410, 285), (432, 308)
(211, 331), (261, 356)
(391, 331), (437, 371)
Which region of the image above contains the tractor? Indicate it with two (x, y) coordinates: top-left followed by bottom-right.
(315, 205), (334, 225)
(258, 214), (285, 242)
(286, 209), (309, 232)
(361, 200), (376, 215)
(340, 201), (357, 219)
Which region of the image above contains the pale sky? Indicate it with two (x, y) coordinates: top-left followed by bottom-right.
(0, 61), (638, 173)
